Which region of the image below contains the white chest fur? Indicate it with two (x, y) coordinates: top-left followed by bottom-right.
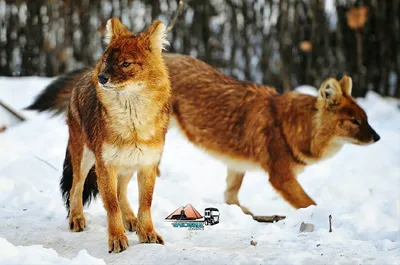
(319, 138), (346, 160)
(102, 89), (158, 141)
(301, 138), (346, 165)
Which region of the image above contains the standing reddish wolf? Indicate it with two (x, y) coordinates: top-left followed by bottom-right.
(28, 54), (379, 217)
(165, 55), (380, 215)
(42, 18), (170, 253)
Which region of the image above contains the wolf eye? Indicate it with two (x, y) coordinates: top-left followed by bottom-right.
(351, 119), (360, 125)
(121, 62), (131, 68)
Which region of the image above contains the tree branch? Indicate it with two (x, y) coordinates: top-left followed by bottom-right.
(0, 101), (25, 121)
(166, 0), (185, 33)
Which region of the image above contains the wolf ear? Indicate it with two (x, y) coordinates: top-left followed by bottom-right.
(104, 17), (131, 45)
(339, 75), (352, 95)
(142, 21), (169, 52)
(318, 78), (343, 106)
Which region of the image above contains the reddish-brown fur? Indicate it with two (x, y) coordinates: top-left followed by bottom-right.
(165, 53), (380, 214)
(65, 18), (170, 253)
(28, 53), (380, 217)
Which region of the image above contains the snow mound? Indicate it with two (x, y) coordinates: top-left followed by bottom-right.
(0, 238), (105, 265)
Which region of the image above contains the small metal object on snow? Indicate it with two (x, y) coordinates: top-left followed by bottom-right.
(300, 222), (314, 233)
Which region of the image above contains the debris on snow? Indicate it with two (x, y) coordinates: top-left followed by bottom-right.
(300, 222), (314, 233)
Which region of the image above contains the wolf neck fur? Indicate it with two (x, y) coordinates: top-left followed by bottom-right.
(279, 93), (345, 164)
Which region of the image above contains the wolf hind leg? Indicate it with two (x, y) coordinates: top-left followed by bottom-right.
(224, 169), (253, 216)
(68, 145), (95, 232)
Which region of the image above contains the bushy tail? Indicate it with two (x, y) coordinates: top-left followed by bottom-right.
(26, 68), (90, 115)
(61, 148), (99, 215)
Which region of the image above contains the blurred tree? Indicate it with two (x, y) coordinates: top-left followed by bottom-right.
(0, 0), (398, 98)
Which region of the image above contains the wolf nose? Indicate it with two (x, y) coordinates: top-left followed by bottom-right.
(98, 74), (109, 85)
(373, 132), (380, 142)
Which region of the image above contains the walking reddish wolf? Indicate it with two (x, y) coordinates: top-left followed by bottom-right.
(28, 53), (380, 217)
(34, 18), (171, 253)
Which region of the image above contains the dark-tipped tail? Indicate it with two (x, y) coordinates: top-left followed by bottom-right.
(26, 67), (90, 115)
(61, 148), (99, 215)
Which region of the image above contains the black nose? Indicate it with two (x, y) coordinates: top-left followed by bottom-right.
(98, 74), (109, 85)
(373, 132), (380, 142)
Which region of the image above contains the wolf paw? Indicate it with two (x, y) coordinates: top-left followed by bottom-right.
(123, 216), (137, 232)
(108, 233), (129, 253)
(69, 215), (86, 232)
(138, 230), (164, 245)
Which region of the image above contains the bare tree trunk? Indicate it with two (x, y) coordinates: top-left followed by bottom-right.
(261, 0), (273, 85)
(241, 1), (251, 80)
(202, 2), (211, 63)
(151, 0), (161, 20)
(3, 4), (15, 76)
(278, 0), (291, 93)
(229, 1), (238, 77)
(394, 0), (400, 98)
(22, 0), (44, 76)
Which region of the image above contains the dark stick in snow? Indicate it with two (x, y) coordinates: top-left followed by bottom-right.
(253, 215), (286, 223)
(0, 101), (25, 121)
(34, 155), (60, 172)
(329, 215), (333, 232)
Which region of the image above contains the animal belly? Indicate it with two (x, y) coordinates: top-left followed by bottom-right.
(102, 143), (162, 169)
(212, 153), (262, 172)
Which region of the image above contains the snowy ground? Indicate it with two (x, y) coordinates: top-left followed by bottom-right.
(0, 77), (399, 265)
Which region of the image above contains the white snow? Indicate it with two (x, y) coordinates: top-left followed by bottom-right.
(0, 238), (105, 265)
(0, 77), (399, 264)
(295, 85), (319, 96)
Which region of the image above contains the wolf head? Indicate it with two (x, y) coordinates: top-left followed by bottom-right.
(95, 18), (169, 92)
(316, 76), (380, 145)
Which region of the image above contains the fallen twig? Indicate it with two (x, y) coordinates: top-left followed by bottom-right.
(34, 155), (60, 172)
(0, 100), (25, 121)
(253, 215), (286, 223)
